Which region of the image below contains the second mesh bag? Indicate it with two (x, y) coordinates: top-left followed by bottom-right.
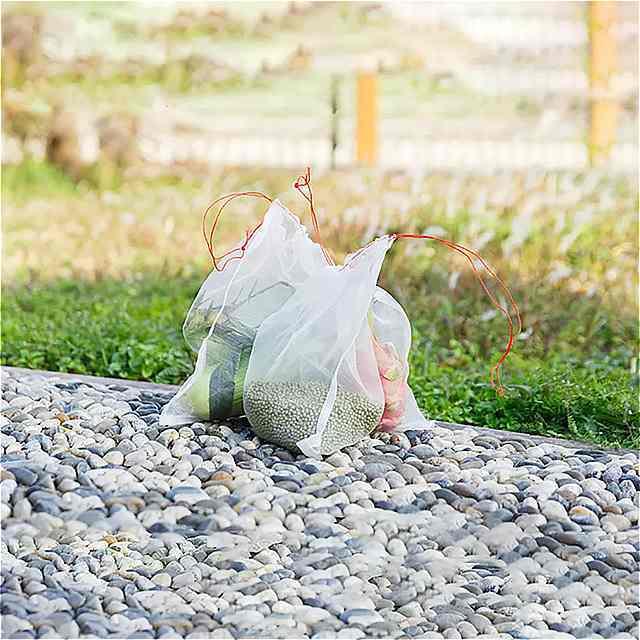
(160, 199), (328, 427)
(243, 235), (425, 458)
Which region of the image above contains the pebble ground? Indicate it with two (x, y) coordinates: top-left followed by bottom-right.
(1, 370), (639, 639)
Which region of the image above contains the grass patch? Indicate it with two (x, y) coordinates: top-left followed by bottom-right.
(2, 276), (637, 449)
(409, 336), (638, 450)
(1, 278), (195, 384)
(1, 160), (79, 202)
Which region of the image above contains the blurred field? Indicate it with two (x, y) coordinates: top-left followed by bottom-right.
(2, 2), (638, 447)
(3, 2), (638, 170)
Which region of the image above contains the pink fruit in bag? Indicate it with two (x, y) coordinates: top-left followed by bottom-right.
(372, 337), (408, 432)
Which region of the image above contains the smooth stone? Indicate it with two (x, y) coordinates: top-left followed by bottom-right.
(104, 451), (124, 466)
(411, 445), (437, 460)
(340, 610), (383, 626)
(569, 505), (599, 526)
(362, 463), (393, 481)
(386, 585), (416, 607)
(541, 501), (568, 521)
(434, 613), (465, 630)
(619, 480), (636, 499)
(12, 467), (38, 486)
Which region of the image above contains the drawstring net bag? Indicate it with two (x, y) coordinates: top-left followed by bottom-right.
(161, 170), (520, 457)
(161, 195), (328, 426)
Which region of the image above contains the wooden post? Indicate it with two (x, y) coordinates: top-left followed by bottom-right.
(588, 1), (618, 165)
(330, 75), (340, 170)
(356, 72), (378, 167)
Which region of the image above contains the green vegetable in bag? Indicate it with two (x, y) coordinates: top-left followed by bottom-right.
(185, 316), (255, 420)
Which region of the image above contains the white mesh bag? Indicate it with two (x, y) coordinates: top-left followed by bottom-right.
(160, 199), (327, 427)
(243, 235), (427, 457)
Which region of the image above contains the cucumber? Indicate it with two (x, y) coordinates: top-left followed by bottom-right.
(185, 318), (255, 420)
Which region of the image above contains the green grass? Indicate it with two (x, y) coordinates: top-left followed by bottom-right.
(2, 276), (637, 449)
(1, 278), (194, 384)
(1, 160), (79, 202)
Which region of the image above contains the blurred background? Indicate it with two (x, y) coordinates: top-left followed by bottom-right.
(2, 1), (638, 447)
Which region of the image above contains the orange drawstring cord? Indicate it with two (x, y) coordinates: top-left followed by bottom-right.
(394, 233), (522, 396)
(202, 168), (334, 272)
(201, 191), (273, 272)
(294, 167), (334, 265)
(201, 174), (520, 396)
